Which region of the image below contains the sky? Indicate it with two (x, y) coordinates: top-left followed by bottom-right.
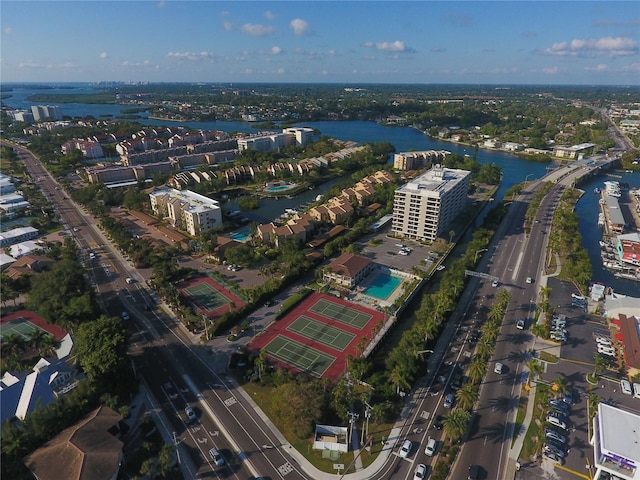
(1, 1), (639, 85)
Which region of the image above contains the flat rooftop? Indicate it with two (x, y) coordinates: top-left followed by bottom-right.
(598, 403), (640, 463)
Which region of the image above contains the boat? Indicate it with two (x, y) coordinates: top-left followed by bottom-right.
(598, 213), (605, 227)
(315, 194), (323, 202)
(594, 187), (601, 194)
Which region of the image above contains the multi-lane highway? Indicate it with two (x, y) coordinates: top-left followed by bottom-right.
(6, 138), (621, 480)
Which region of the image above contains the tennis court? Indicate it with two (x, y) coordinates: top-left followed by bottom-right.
(0, 317), (42, 342)
(264, 335), (336, 378)
(182, 281), (233, 311)
(308, 298), (373, 330)
(287, 316), (355, 352)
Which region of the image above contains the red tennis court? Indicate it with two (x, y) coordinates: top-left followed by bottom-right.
(248, 292), (386, 380)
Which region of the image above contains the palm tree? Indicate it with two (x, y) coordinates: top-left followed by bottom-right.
(526, 358), (544, 385)
(3, 333), (27, 359)
(456, 383), (479, 410)
(255, 349), (268, 381)
(552, 376), (567, 396)
(468, 359), (488, 385)
(476, 337), (495, 361)
(443, 408), (471, 442)
(420, 318), (440, 343)
(496, 289), (511, 306)
(389, 366), (410, 395)
(487, 304), (504, 324)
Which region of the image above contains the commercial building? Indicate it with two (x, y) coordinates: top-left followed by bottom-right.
(590, 403), (640, 479)
(393, 150), (449, 170)
(392, 165), (470, 242)
(149, 187), (221, 236)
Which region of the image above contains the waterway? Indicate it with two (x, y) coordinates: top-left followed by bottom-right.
(4, 84), (638, 294)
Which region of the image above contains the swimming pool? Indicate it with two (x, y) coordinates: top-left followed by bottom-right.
(265, 184), (294, 192)
(228, 228), (252, 242)
(363, 274), (401, 300)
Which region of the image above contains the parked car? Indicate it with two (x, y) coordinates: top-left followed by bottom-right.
(494, 362), (505, 374)
(209, 448), (224, 466)
(526, 276), (533, 284)
(425, 437), (437, 456)
(544, 443), (566, 458)
(432, 415), (444, 430)
(545, 428), (567, 444)
(597, 345), (616, 357)
(399, 440), (413, 458)
(516, 319), (526, 330)
(546, 414), (568, 430)
(595, 336), (612, 346)
(543, 450), (564, 464)
(621, 379), (633, 395)
(563, 390), (575, 404)
(492, 280), (499, 287)
(413, 464), (427, 480)
(633, 382), (640, 399)
(549, 399), (569, 415)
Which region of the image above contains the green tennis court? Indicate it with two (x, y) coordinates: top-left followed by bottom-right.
(0, 317), (42, 342)
(264, 335), (336, 378)
(288, 316), (355, 351)
(183, 281), (232, 311)
(308, 298), (373, 330)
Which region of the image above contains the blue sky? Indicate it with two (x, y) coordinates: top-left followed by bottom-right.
(1, 1), (639, 85)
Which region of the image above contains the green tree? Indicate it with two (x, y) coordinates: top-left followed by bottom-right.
(468, 359), (488, 385)
(443, 409), (471, 442)
(456, 383), (479, 410)
(74, 315), (132, 393)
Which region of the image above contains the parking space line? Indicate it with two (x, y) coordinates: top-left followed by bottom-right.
(555, 463), (591, 479)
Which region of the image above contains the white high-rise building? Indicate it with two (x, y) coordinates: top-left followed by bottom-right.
(149, 187), (221, 236)
(31, 105), (62, 121)
(591, 402), (640, 479)
(392, 165), (470, 242)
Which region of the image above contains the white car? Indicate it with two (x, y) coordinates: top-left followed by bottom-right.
(492, 280), (499, 287)
(597, 345), (616, 357)
(436, 265), (445, 271)
(494, 362), (505, 374)
(595, 337), (612, 346)
(185, 405), (197, 422)
(526, 276), (533, 284)
(546, 414), (567, 430)
(399, 440), (413, 458)
(621, 379), (632, 395)
(516, 319), (526, 330)
(398, 250), (409, 256)
(414, 463), (427, 480)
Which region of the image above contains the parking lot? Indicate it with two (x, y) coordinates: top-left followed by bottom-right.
(517, 277), (640, 480)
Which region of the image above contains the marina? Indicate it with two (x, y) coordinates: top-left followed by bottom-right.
(595, 180), (640, 282)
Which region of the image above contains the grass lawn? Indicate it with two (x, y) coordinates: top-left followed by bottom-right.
(538, 350), (558, 363)
(242, 381), (392, 473)
(511, 386), (529, 447)
(519, 383), (550, 461)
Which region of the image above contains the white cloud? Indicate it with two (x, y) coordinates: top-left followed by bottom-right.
(122, 60), (154, 68)
(542, 36), (638, 57)
(99, 52), (109, 59)
(167, 51), (215, 61)
(363, 40), (414, 53)
(19, 62), (43, 69)
(264, 10), (276, 20)
(240, 23), (274, 37)
(223, 21), (232, 32)
(290, 18), (309, 36)
(271, 46), (282, 55)
(542, 66), (559, 75)
(621, 62), (640, 72)
(276, 67), (285, 74)
(3, 27), (13, 35)
(585, 64), (608, 72)
(156, 1), (167, 8)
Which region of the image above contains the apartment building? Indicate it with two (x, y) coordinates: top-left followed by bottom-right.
(31, 105), (62, 121)
(392, 165), (470, 242)
(149, 187), (221, 236)
(393, 150), (450, 170)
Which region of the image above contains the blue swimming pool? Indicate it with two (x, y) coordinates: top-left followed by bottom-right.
(265, 184), (294, 192)
(364, 274), (401, 300)
(228, 228), (252, 242)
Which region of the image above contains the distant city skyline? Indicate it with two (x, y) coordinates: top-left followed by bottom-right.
(1, 1), (639, 85)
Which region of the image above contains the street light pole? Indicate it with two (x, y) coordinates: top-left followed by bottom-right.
(474, 248), (488, 264)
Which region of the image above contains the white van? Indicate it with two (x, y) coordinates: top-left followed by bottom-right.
(425, 437), (437, 456)
(633, 382), (640, 399)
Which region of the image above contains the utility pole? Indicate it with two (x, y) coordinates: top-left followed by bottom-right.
(347, 411), (359, 451)
(361, 402), (372, 445)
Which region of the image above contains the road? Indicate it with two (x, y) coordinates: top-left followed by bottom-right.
(5, 138), (623, 480)
(5, 141), (312, 480)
